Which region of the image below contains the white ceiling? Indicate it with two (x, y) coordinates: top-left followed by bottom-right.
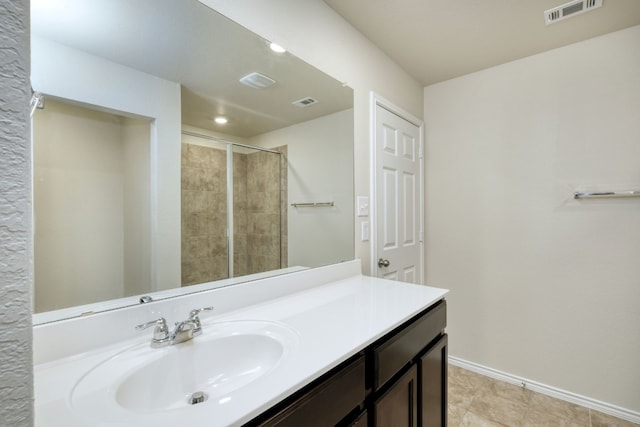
(323, 0), (640, 86)
(31, 0), (352, 137)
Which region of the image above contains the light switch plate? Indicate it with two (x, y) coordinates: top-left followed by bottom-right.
(361, 221), (370, 241)
(356, 196), (369, 217)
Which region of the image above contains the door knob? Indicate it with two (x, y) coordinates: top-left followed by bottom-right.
(378, 258), (390, 268)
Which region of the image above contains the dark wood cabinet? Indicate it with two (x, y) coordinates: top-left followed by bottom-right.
(244, 299), (447, 427)
(372, 300), (446, 391)
(419, 334), (448, 427)
(372, 300), (447, 427)
(374, 365), (418, 427)
(251, 355), (366, 427)
(349, 410), (368, 426)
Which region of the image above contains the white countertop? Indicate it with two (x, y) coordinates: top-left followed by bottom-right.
(34, 264), (448, 427)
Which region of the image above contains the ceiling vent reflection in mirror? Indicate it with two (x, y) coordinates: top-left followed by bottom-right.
(292, 97), (319, 108)
(544, 0), (603, 25)
(239, 72), (276, 88)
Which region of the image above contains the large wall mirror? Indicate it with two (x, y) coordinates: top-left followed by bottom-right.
(31, 0), (354, 324)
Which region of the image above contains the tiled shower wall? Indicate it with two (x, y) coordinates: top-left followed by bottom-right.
(245, 147), (287, 275)
(181, 143), (227, 285)
(181, 143), (286, 286)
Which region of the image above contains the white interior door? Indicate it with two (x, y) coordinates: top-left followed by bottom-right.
(373, 102), (423, 283)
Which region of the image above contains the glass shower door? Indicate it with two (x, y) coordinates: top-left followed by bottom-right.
(181, 134), (285, 285)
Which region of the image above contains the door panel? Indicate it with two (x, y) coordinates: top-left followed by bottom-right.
(403, 171), (415, 246)
(383, 271), (398, 281)
(402, 131), (416, 161)
(382, 167), (398, 249)
(382, 123), (397, 153)
(403, 266), (416, 284)
(375, 104), (423, 284)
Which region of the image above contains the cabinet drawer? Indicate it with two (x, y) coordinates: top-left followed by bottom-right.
(258, 355), (366, 427)
(373, 300), (446, 390)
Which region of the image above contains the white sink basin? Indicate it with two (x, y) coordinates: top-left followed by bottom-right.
(70, 320), (299, 421)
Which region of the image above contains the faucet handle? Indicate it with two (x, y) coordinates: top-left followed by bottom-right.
(187, 307), (214, 333)
(188, 306), (214, 321)
(135, 317), (170, 342)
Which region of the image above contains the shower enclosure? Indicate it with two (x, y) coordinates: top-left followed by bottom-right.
(181, 131), (287, 286)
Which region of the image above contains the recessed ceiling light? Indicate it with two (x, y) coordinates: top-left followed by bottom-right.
(214, 116), (228, 125)
(269, 43), (286, 53)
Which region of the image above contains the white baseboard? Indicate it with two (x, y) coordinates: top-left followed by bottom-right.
(449, 356), (640, 424)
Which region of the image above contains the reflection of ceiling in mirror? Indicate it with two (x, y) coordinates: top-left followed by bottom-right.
(31, 0), (353, 137)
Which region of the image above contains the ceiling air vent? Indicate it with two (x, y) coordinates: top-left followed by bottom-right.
(292, 97), (319, 108)
(239, 72), (276, 89)
(544, 0), (603, 25)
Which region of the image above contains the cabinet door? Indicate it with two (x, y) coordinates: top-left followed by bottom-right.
(419, 334), (448, 427)
(349, 410), (367, 426)
(374, 365), (418, 427)
(255, 356), (365, 427)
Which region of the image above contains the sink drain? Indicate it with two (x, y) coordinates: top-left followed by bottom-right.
(188, 391), (208, 405)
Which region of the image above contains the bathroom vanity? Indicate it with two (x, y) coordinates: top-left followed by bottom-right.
(33, 260), (448, 426)
(247, 299), (447, 426)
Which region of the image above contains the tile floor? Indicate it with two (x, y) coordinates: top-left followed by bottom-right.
(448, 364), (639, 427)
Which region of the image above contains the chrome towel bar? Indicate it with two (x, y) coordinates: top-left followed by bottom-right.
(291, 201), (334, 207)
(574, 190), (640, 199)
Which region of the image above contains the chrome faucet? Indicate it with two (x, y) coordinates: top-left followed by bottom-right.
(136, 307), (214, 347)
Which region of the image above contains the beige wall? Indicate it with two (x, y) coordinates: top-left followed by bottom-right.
(199, 0), (423, 274)
(424, 25), (640, 412)
(31, 36), (182, 292)
(122, 118), (152, 296)
(33, 99), (151, 312)
(251, 110), (354, 268)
